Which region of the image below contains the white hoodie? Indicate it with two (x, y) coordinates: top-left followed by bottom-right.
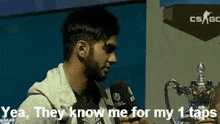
(15, 63), (116, 124)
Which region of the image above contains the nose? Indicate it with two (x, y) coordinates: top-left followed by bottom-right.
(108, 52), (117, 65)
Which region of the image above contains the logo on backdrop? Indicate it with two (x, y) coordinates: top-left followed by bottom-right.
(163, 5), (220, 41)
(189, 10), (220, 24)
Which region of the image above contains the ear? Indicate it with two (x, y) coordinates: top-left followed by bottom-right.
(76, 40), (90, 58)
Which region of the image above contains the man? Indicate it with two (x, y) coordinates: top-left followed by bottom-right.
(15, 7), (151, 124)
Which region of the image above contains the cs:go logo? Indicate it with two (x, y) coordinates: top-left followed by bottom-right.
(190, 10), (220, 24)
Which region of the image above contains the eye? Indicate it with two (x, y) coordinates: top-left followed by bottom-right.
(103, 44), (117, 54)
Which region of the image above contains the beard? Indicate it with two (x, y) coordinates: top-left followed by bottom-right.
(83, 51), (107, 82)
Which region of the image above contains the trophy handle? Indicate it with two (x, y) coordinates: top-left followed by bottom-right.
(164, 79), (186, 124)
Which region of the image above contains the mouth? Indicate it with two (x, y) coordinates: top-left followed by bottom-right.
(103, 67), (110, 75)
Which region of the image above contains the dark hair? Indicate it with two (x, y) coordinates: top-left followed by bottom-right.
(61, 7), (119, 62)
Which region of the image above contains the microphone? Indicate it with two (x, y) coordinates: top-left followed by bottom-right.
(109, 80), (136, 114)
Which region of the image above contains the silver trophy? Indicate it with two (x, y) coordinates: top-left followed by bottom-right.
(164, 63), (216, 124)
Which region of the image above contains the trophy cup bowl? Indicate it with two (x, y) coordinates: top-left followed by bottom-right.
(164, 63), (216, 124)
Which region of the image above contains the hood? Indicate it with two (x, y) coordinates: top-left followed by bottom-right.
(27, 63), (77, 111)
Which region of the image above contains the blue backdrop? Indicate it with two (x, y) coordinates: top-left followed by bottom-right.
(0, 0), (130, 16)
(161, 0), (220, 7)
(0, 3), (146, 116)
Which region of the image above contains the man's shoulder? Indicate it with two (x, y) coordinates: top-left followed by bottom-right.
(15, 63), (66, 124)
(27, 63), (66, 99)
(15, 95), (55, 124)
(19, 94), (52, 110)
(19, 64), (64, 111)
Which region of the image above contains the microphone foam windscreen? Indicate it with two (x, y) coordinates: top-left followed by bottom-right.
(109, 80), (136, 114)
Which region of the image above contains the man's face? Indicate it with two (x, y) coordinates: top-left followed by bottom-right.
(84, 36), (117, 82)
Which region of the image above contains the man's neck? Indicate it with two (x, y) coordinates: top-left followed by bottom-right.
(63, 61), (88, 96)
